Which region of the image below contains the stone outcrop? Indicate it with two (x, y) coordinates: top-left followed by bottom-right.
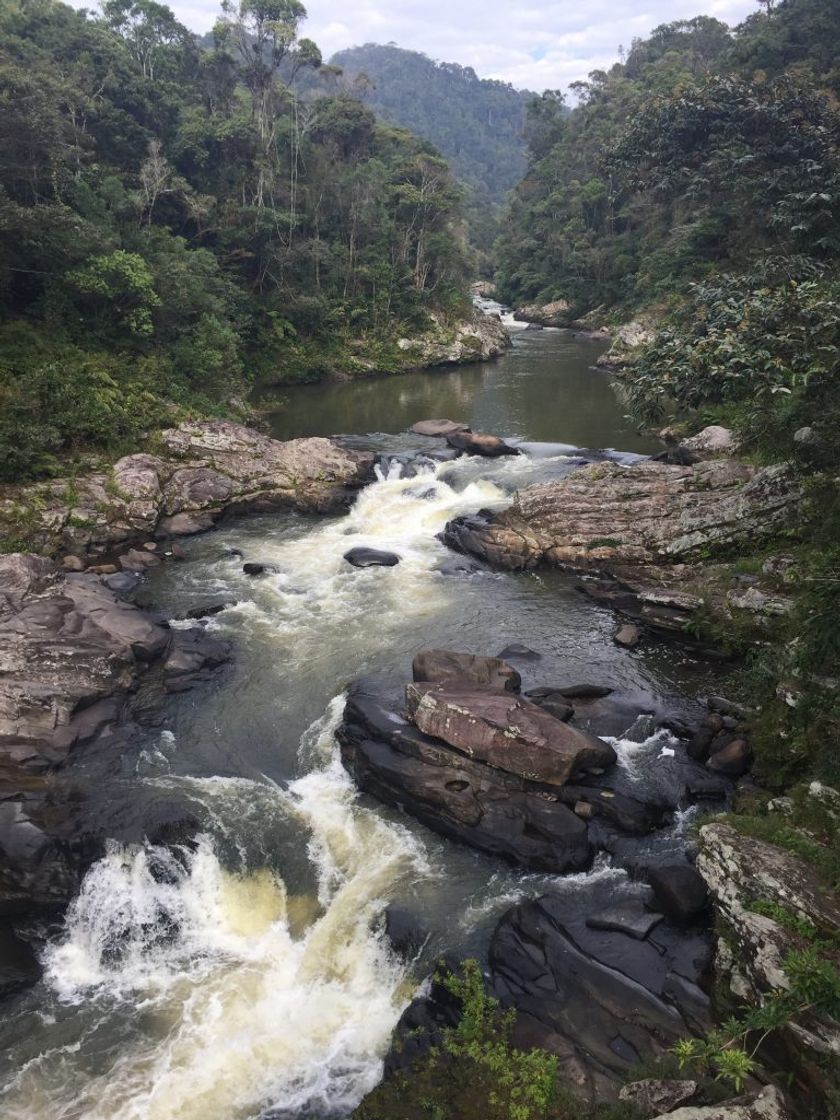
(443, 460), (801, 572)
(445, 430), (520, 457)
(596, 319), (656, 368)
(397, 310), (510, 366)
(0, 421), (375, 560)
(696, 823), (840, 1090)
(412, 650), (521, 692)
(489, 893), (714, 1099)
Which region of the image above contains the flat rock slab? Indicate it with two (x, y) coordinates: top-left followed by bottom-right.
(405, 682), (616, 786)
(410, 419), (470, 437)
(344, 547), (400, 568)
(412, 649), (520, 692)
(586, 899), (664, 940)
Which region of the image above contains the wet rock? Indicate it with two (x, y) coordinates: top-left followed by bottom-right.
(434, 554), (484, 576)
(445, 431), (520, 458)
(706, 696), (751, 721)
(706, 737), (752, 777)
(338, 680), (593, 873)
(0, 921), (43, 999)
(412, 650), (521, 692)
(524, 687), (573, 722)
(169, 542), (187, 561)
(242, 562), (276, 576)
(344, 547), (400, 568)
(102, 571), (140, 595)
(405, 683), (617, 787)
(489, 894), (708, 1098)
(383, 904), (427, 957)
(163, 630), (231, 692)
(556, 684), (614, 700)
(409, 419), (470, 437)
(497, 643), (541, 661)
(619, 1079), (698, 1117)
(648, 865), (709, 925)
(443, 460), (801, 571)
(586, 900), (664, 940)
(615, 623), (641, 648)
(524, 322), (544, 331)
(224, 547), (244, 559)
(648, 1086), (791, 1120)
(184, 600), (235, 620)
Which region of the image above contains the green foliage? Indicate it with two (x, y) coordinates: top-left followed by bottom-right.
(0, 0), (469, 481)
(355, 960), (638, 1120)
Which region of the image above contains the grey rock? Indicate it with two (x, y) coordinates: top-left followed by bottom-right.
(412, 649), (521, 692)
(619, 1079), (698, 1117)
(648, 864), (709, 924)
(410, 419), (470, 437)
(615, 623), (641, 648)
(647, 1085), (791, 1120)
(586, 900), (664, 940)
(344, 547), (400, 568)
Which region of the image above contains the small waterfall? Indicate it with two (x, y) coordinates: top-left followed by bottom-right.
(1, 705), (429, 1120)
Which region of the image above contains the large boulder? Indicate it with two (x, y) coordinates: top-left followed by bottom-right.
(443, 460), (801, 572)
(412, 649), (521, 692)
(337, 680), (594, 873)
(515, 299), (574, 327)
(396, 310), (510, 366)
(405, 683), (617, 786)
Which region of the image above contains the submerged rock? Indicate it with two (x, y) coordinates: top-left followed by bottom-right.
(405, 683), (617, 787)
(412, 649), (521, 692)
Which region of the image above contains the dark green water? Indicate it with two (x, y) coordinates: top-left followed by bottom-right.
(265, 326), (657, 454)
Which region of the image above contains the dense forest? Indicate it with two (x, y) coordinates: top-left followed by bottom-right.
(329, 44), (534, 259)
(0, 0), (471, 480)
(496, 0), (839, 816)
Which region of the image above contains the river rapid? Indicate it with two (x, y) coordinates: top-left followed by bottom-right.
(0, 311), (721, 1120)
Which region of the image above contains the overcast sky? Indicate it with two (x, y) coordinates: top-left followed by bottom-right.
(74, 0), (761, 92)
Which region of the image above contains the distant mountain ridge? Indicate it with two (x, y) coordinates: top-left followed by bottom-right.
(329, 43), (535, 204)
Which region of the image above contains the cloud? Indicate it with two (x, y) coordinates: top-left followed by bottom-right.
(66, 0), (760, 91)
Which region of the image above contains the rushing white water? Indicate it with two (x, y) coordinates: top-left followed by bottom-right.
(1, 704), (430, 1120)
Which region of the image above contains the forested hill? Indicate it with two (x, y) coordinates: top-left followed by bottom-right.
(329, 44), (534, 205)
(0, 0), (470, 482)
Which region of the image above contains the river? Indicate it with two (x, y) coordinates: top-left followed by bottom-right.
(0, 312), (720, 1120)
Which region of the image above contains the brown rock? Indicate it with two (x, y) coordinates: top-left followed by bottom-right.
(412, 650), (520, 692)
(118, 548), (161, 572)
(61, 556), (84, 572)
(614, 623), (641, 648)
(446, 431), (520, 458)
(707, 737), (752, 776)
(410, 419), (470, 437)
(157, 511), (219, 537)
(405, 683), (616, 786)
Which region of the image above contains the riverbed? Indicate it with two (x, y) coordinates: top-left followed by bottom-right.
(0, 317), (721, 1120)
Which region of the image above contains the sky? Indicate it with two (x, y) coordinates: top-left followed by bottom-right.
(73, 0), (762, 92)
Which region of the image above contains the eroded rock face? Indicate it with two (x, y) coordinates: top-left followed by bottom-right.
(514, 299), (573, 327)
(0, 553), (230, 919)
(443, 460), (800, 571)
(696, 823), (840, 1071)
(405, 683), (617, 786)
(0, 422), (375, 558)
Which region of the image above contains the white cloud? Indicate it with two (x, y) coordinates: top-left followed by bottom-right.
(66, 0), (761, 91)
